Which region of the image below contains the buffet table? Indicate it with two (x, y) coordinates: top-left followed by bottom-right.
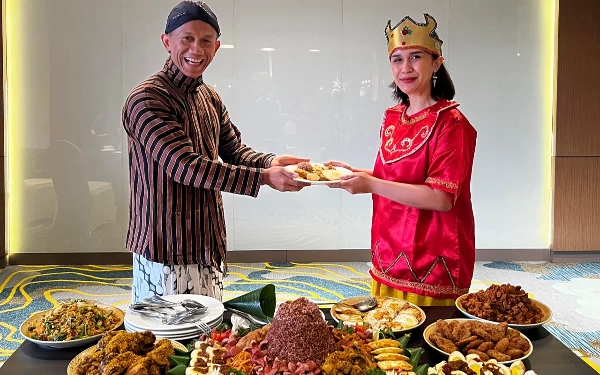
(1, 307), (595, 375)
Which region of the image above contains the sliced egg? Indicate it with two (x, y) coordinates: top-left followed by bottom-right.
(435, 361), (447, 371)
(497, 363), (511, 375)
(428, 368), (438, 375)
(450, 371), (468, 375)
(448, 351), (466, 362)
(510, 361), (527, 375)
(524, 371), (538, 375)
(468, 362), (482, 375)
(466, 354), (482, 362)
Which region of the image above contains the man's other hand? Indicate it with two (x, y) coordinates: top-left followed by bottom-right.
(262, 167), (309, 192)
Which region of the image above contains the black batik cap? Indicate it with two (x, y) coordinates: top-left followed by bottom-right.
(165, 1), (221, 37)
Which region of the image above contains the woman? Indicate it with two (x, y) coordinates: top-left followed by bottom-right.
(328, 14), (476, 306)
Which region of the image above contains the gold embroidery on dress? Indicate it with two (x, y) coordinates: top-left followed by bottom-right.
(379, 101), (459, 165)
(372, 244), (464, 295)
(425, 177), (458, 190)
(401, 107), (430, 125)
(384, 125), (429, 154)
(371, 267), (468, 295)
(384, 126), (395, 137)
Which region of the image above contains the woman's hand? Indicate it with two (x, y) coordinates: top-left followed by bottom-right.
(337, 172), (375, 194)
(323, 160), (354, 171)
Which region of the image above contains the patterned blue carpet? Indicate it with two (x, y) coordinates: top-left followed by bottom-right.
(0, 261), (599, 371)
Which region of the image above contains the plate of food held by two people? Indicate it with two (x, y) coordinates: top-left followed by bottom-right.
(284, 162), (353, 185)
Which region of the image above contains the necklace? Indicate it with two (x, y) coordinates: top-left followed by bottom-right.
(401, 107), (430, 125)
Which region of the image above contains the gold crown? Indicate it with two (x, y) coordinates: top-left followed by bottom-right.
(385, 14), (443, 57)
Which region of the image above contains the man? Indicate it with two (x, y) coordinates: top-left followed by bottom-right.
(122, 1), (309, 302)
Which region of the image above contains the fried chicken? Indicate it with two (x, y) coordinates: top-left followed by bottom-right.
(74, 347), (105, 375)
(435, 320), (454, 339)
(487, 349), (511, 362)
(452, 321), (472, 341)
(465, 339), (483, 351)
(126, 357), (162, 375)
(477, 342), (495, 352)
(494, 338), (509, 353)
(104, 331), (156, 355)
(102, 351), (143, 375)
(431, 320), (530, 360)
(98, 332), (121, 349)
(146, 339), (175, 368)
(433, 335), (459, 353)
(75, 330), (166, 375)
(506, 348), (525, 359)
(467, 349), (490, 361)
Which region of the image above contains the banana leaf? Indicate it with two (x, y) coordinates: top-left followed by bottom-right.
(415, 363), (430, 375)
(174, 348), (189, 356)
(166, 364), (187, 375)
(405, 347), (425, 369)
(168, 355), (190, 367)
(396, 333), (411, 349)
(223, 284), (276, 321)
(186, 340), (197, 352)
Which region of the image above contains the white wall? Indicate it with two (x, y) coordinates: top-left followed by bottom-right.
(6, 0), (551, 253)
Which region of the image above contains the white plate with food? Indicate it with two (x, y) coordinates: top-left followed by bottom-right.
(67, 333), (186, 375)
(285, 162), (353, 185)
(455, 285), (553, 330)
(429, 351), (534, 375)
(20, 300), (124, 348)
(330, 296), (426, 333)
(423, 318), (533, 364)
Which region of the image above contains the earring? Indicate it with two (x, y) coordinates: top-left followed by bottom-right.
(432, 72), (438, 87)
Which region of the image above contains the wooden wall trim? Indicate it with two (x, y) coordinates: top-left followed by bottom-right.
(554, 0), (600, 157)
(552, 157), (600, 250)
(552, 0), (600, 251)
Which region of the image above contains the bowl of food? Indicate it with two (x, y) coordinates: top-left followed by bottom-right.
(428, 350), (538, 375)
(331, 296), (426, 333)
(67, 331), (186, 375)
(20, 299), (124, 348)
(456, 284), (552, 330)
(423, 318), (533, 365)
(285, 162), (353, 185)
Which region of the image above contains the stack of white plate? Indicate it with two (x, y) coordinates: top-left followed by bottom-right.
(124, 294), (224, 340)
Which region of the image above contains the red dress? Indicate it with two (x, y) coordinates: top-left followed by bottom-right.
(369, 99), (477, 299)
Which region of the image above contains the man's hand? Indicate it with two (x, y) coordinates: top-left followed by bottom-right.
(262, 167), (309, 192)
(270, 154), (310, 167)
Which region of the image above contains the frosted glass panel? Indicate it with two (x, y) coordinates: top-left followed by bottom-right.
(6, 0), (551, 254)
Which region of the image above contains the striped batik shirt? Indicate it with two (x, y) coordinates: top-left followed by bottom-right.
(122, 58), (274, 271)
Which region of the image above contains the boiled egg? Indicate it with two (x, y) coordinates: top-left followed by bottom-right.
(448, 351), (466, 362)
(510, 361), (527, 375)
(468, 361), (482, 375)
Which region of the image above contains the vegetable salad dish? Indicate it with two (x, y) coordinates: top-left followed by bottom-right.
(27, 300), (121, 341)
